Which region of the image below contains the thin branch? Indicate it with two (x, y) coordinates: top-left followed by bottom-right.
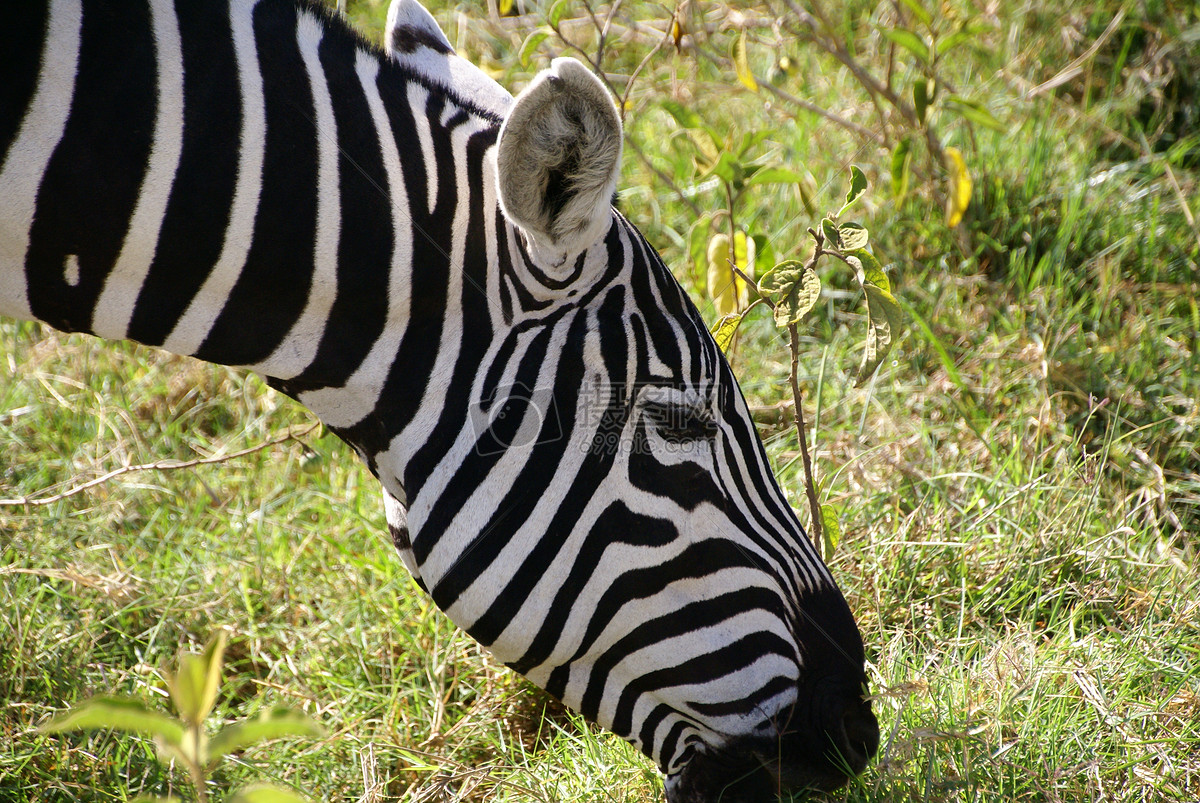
(689, 40), (883, 144)
(784, 0), (919, 127)
(787, 230), (830, 551)
(789, 320), (824, 551)
(623, 134), (704, 217)
(757, 77), (885, 145)
(0, 423), (321, 508)
(619, 5), (677, 124)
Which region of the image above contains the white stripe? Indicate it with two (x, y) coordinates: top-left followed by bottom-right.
(409, 83), (438, 213)
(0, 0), (83, 321)
(299, 49), (413, 427)
(252, 10), (339, 379)
(385, 114), (492, 516)
(163, 0), (265, 357)
(90, 0), (185, 340)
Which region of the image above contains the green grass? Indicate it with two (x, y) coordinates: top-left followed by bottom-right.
(3, 0), (1198, 801)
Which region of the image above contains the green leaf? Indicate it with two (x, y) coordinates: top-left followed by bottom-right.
(517, 30), (549, 68)
(209, 708), (325, 765)
(819, 504), (842, 556)
(796, 171), (818, 216)
(897, 0), (933, 26)
(751, 233), (775, 278)
(944, 95), (1007, 132)
(736, 130), (771, 159)
(499, 0), (514, 14)
(820, 217), (840, 248)
(838, 223), (869, 251)
(166, 631), (227, 726)
(837, 165), (868, 217)
(711, 313), (744, 354)
(732, 30), (758, 92)
(130, 797), (185, 803)
(846, 248), (891, 293)
(659, 99), (704, 131)
(890, 138), (913, 200)
(745, 166), (808, 187)
(758, 260), (821, 327)
(659, 101), (721, 165)
(688, 216), (713, 294)
(846, 249), (903, 386)
(856, 282), (903, 386)
(39, 696), (185, 744)
(547, 0), (570, 27)
(936, 30), (978, 56)
(882, 28), (930, 64)
(228, 784), (313, 803)
(914, 79), (930, 124)
(704, 151), (743, 187)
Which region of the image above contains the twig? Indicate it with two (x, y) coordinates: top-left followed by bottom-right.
(0, 423), (320, 507)
(688, 39), (883, 144)
(786, 231), (831, 552)
(733, 225), (827, 550)
(623, 134), (703, 217)
(789, 321), (824, 551)
(1024, 10), (1126, 98)
(618, 4), (676, 125)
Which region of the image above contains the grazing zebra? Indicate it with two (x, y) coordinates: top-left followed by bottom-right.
(0, 0), (879, 799)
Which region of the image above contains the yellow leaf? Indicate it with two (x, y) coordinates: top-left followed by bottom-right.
(711, 313), (744, 353)
(706, 233), (749, 316)
(945, 146), (972, 227)
(732, 31), (758, 93)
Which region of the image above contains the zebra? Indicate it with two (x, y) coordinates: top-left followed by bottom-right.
(0, 0), (880, 799)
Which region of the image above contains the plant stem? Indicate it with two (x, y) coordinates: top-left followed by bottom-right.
(787, 321), (824, 554)
(785, 230), (830, 555)
(188, 723), (207, 803)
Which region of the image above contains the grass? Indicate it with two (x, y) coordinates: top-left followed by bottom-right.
(2, 0), (1198, 801)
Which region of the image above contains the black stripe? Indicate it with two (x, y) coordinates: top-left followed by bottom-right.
(197, 0), (317, 365)
(286, 31), (391, 390)
(389, 23), (453, 56)
(129, 0), (241, 347)
(334, 90), (456, 463)
(25, 0), (156, 333)
(610, 630), (795, 738)
(0, 2), (48, 163)
(444, 288), (628, 640)
(549, 557), (782, 707)
(401, 123), (499, 501)
(509, 500), (680, 677)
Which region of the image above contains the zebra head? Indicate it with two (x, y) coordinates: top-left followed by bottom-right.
(379, 6), (880, 796)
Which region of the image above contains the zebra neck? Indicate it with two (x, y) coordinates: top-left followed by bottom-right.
(2, 0), (505, 401)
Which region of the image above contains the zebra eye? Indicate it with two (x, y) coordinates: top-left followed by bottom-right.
(645, 404), (718, 444)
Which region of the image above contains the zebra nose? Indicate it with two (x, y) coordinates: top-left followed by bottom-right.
(774, 679), (879, 789)
(827, 691), (879, 776)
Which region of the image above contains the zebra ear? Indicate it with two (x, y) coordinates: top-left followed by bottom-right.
(383, 0), (513, 115)
(496, 58), (622, 258)
(384, 0), (453, 56)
